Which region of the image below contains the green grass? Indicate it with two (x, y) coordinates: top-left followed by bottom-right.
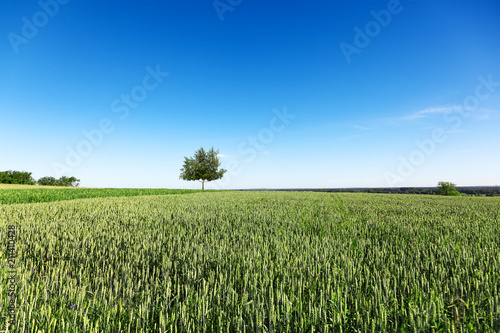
(0, 187), (210, 205)
(0, 191), (499, 332)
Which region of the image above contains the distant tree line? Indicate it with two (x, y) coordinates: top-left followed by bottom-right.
(0, 170), (36, 185)
(0, 170), (80, 187)
(37, 176), (80, 187)
(333, 187), (498, 196)
(277, 185), (500, 196)
(453, 187), (499, 197)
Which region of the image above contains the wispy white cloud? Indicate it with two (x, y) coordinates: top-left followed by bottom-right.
(401, 105), (499, 122)
(417, 126), (464, 134)
(401, 106), (462, 120)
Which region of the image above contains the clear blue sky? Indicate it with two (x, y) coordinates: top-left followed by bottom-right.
(1, 0), (499, 189)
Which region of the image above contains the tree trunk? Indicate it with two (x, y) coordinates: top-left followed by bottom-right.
(202, 180), (205, 190)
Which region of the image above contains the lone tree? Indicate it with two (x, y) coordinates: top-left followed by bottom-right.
(180, 147), (227, 190)
(437, 181), (461, 196)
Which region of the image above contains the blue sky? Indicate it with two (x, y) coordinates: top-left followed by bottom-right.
(1, 0), (499, 189)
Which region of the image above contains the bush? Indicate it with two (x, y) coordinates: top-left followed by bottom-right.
(437, 181), (461, 196)
(58, 176), (80, 187)
(37, 176), (80, 187)
(37, 176), (59, 186)
(0, 170), (36, 185)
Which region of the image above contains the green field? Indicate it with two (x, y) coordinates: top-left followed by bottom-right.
(1, 189), (499, 332)
(0, 186), (207, 205)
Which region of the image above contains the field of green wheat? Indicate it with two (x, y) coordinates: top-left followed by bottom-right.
(0, 189), (499, 332)
(0, 186), (207, 205)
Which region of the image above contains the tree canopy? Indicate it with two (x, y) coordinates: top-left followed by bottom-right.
(437, 181), (461, 196)
(180, 147), (227, 190)
(37, 176), (80, 187)
(0, 170), (80, 187)
(0, 170), (36, 185)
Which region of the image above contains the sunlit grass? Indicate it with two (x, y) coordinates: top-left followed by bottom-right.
(0, 187), (209, 205)
(0, 191), (499, 332)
